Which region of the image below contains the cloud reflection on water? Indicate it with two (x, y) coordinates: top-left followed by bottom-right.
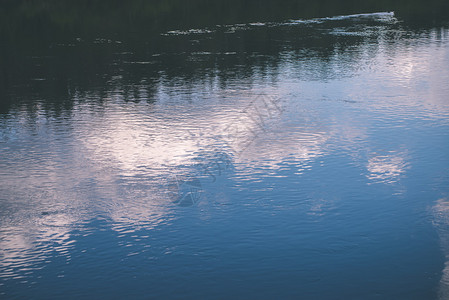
(0, 15), (448, 297)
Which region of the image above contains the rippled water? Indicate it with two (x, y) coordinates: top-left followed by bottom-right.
(1, 12), (449, 299)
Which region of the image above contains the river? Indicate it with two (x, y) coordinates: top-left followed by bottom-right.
(1, 4), (449, 299)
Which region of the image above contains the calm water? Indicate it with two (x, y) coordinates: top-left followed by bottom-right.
(1, 10), (449, 299)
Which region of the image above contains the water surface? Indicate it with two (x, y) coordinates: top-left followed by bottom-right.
(1, 10), (449, 300)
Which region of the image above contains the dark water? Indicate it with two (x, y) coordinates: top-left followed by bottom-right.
(1, 4), (449, 300)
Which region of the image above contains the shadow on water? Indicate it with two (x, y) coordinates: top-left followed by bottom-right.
(1, 0), (448, 115)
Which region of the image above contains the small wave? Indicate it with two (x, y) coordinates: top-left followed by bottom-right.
(328, 28), (374, 37)
(162, 29), (214, 36)
(191, 52), (212, 55)
(348, 11), (394, 18)
(288, 11), (396, 25)
(161, 12), (397, 37)
(325, 11), (395, 21)
(249, 22), (266, 26)
(432, 198), (449, 300)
